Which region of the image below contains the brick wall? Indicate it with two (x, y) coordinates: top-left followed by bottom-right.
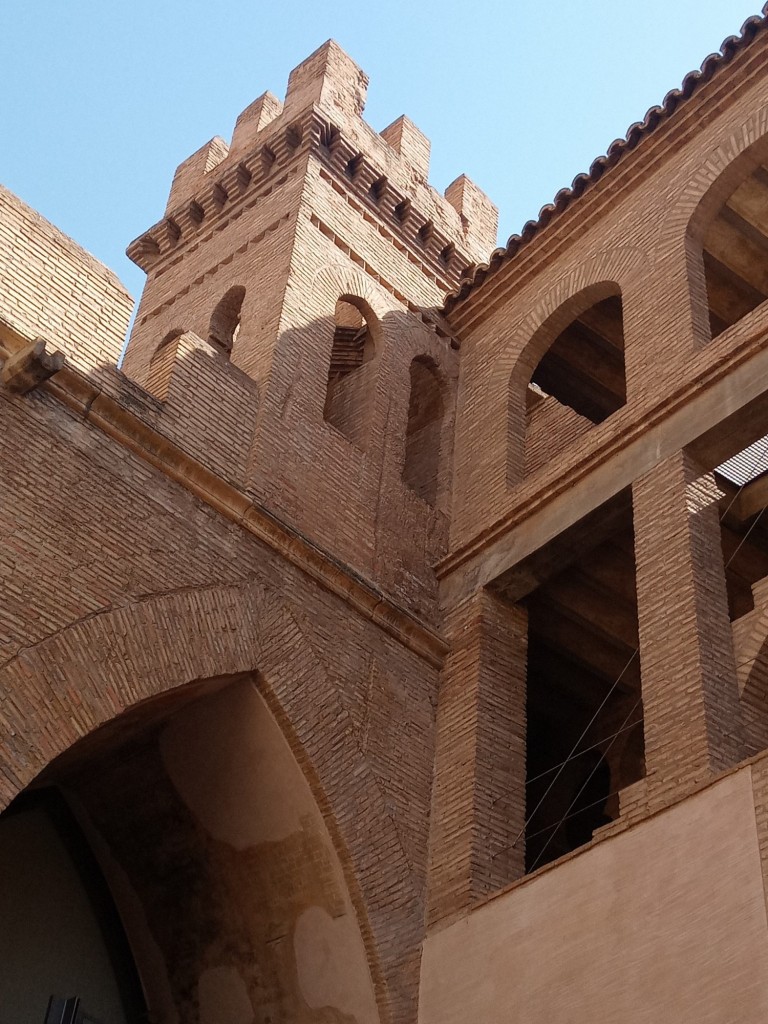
(0, 184), (133, 372)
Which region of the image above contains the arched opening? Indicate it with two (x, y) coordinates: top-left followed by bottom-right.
(208, 286), (245, 357)
(698, 158), (768, 339)
(0, 677), (380, 1024)
(0, 787), (146, 1024)
(323, 297), (377, 449)
(402, 356), (444, 506)
(146, 327), (184, 400)
(523, 294), (626, 478)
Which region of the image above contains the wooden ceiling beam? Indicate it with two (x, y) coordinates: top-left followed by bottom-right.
(528, 605), (638, 685)
(725, 171), (768, 233)
(530, 579), (639, 651)
(704, 215), (768, 299)
(703, 252), (765, 328)
(492, 491), (633, 601)
(575, 298), (625, 353)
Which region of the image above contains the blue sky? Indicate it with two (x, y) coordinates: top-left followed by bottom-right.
(1, 1), (763, 306)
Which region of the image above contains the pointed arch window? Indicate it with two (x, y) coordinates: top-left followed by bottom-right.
(516, 291), (627, 480)
(698, 161), (768, 339)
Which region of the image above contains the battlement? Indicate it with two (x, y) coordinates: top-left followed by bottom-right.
(127, 41), (498, 276)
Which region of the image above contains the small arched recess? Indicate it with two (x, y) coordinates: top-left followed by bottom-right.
(402, 355), (445, 507)
(687, 139), (768, 341)
(323, 296), (378, 450)
(208, 286), (245, 357)
(508, 284), (627, 482)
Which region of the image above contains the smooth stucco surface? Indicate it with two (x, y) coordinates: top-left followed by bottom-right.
(420, 768), (768, 1024)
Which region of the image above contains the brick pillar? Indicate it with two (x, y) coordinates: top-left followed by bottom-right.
(633, 450), (745, 807)
(427, 589), (527, 925)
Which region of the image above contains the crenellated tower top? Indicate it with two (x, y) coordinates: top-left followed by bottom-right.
(127, 40), (498, 282)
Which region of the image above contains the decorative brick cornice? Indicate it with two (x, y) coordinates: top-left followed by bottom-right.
(127, 108), (477, 292)
(137, 213), (291, 327)
(127, 116), (312, 272)
(310, 117), (474, 287)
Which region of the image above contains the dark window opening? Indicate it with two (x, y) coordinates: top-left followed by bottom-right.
(323, 298), (376, 449)
(703, 163), (768, 338)
(525, 295), (626, 478)
(531, 296), (626, 424)
(0, 789), (146, 1024)
(717, 464), (768, 622)
(208, 286), (245, 358)
(502, 492), (645, 872)
(402, 356), (444, 506)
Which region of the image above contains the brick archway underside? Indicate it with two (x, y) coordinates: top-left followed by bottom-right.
(0, 580), (422, 1024)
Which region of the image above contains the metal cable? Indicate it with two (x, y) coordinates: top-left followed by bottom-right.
(493, 447), (768, 865)
(528, 695), (643, 872)
(507, 647), (638, 852)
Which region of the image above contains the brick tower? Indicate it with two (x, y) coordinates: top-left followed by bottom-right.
(122, 40), (497, 618)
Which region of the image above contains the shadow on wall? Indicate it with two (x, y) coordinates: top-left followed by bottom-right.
(55, 299), (458, 623)
(0, 675), (382, 1024)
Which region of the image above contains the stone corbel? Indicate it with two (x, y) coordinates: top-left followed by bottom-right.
(1, 338), (64, 394)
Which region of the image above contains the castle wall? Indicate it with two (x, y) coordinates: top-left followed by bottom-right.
(0, 366), (437, 1022)
(113, 42), (494, 621)
(429, 21), (768, 934)
(7, 24), (768, 1024)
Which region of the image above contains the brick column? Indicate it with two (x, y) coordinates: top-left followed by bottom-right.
(427, 589), (527, 925)
(633, 450), (745, 807)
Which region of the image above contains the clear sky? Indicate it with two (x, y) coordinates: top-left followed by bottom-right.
(1, 1), (764, 307)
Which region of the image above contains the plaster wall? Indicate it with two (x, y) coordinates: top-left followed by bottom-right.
(64, 679), (379, 1024)
(420, 768), (768, 1024)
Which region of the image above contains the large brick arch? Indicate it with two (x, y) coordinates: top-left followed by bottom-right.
(480, 248), (647, 486)
(0, 580), (421, 1024)
(658, 105), (768, 348)
(660, 104), (768, 246)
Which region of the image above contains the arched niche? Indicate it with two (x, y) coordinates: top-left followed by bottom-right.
(323, 296), (378, 450)
(208, 286), (246, 358)
(0, 675), (381, 1024)
(507, 283), (626, 482)
(402, 355), (445, 507)
(687, 136), (768, 341)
